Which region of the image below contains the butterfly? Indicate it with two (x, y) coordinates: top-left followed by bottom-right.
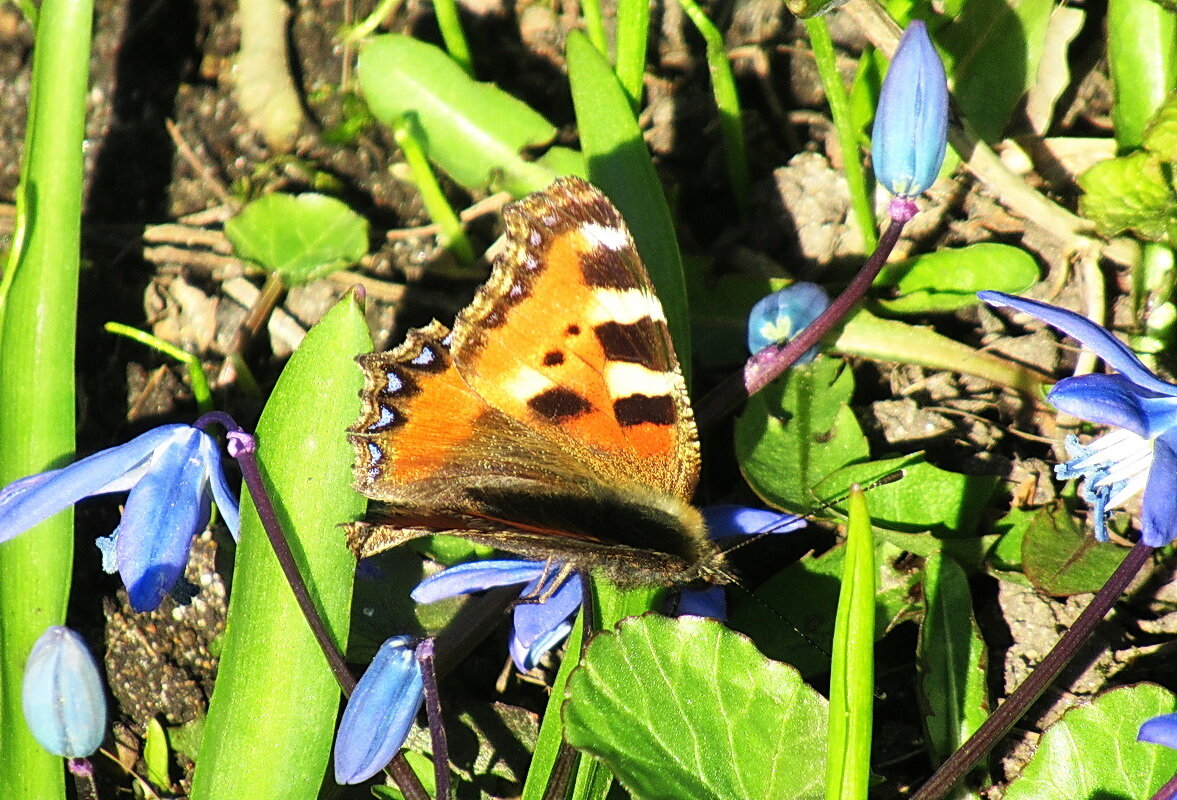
(346, 176), (732, 588)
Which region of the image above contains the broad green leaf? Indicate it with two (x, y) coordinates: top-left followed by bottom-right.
(225, 193), (369, 284)
(918, 553), (988, 761)
(191, 294), (370, 799)
(1004, 684), (1177, 800)
(729, 539), (920, 676)
(1021, 503), (1127, 595)
(564, 615), (827, 800)
(818, 455), (999, 537)
(986, 505), (1035, 586)
(937, 0), (1053, 143)
(873, 243), (1039, 314)
(735, 356), (869, 516)
(358, 34), (573, 195)
(1079, 150), (1177, 241)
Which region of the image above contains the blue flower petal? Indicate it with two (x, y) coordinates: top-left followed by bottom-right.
(411, 559), (547, 604)
(22, 627), (107, 758)
(703, 505), (806, 538)
(0, 425), (189, 545)
(115, 429), (209, 612)
(334, 636), (424, 784)
(871, 20), (949, 197)
(1139, 713), (1177, 749)
(1048, 374), (1172, 438)
(510, 618), (574, 673)
(676, 586), (727, 620)
(510, 574), (582, 672)
(197, 432), (240, 538)
(1141, 432), (1177, 547)
(979, 292), (1177, 398)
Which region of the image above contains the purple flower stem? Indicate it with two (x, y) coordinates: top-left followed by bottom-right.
(67, 758), (98, 800)
(694, 217), (908, 428)
(1151, 771), (1177, 800)
(196, 413), (430, 800)
(911, 542), (1155, 800)
(416, 639), (452, 800)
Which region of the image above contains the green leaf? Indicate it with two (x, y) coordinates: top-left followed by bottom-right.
(224, 193), (369, 284)
(1004, 683), (1177, 800)
(734, 356), (869, 516)
(358, 34), (573, 195)
(826, 488), (876, 800)
(1107, 0), (1177, 150)
(1144, 89), (1177, 157)
(937, 0), (1054, 143)
(567, 30), (693, 378)
(729, 539), (920, 676)
(1021, 503), (1128, 595)
(818, 454), (999, 537)
(873, 243), (1039, 314)
(0, 0), (92, 795)
(918, 552), (988, 761)
(564, 615), (828, 800)
(832, 308), (1047, 398)
(190, 294), (371, 799)
(1079, 149), (1177, 241)
(144, 718), (171, 790)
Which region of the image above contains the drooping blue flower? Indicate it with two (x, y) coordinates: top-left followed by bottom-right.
(747, 282), (830, 364)
(413, 559), (584, 673)
(871, 20), (949, 201)
(0, 424), (240, 612)
(409, 507), (807, 669)
(1139, 713), (1177, 749)
(22, 626), (107, 759)
(334, 635), (425, 784)
(981, 291), (1177, 546)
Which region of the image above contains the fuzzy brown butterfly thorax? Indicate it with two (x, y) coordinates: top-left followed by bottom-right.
(347, 176), (731, 589)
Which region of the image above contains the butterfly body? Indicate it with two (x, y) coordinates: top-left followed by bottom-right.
(347, 177), (731, 588)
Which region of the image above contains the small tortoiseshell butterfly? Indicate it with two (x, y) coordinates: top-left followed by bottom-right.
(346, 177), (731, 588)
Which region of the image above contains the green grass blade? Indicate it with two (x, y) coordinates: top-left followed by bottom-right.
(433, 0), (474, 76)
(675, 0), (751, 214)
(826, 486), (876, 800)
(805, 16), (876, 250)
(1108, 0), (1177, 150)
(613, 0), (649, 107)
(0, 0), (92, 796)
(190, 295), (371, 798)
(566, 30), (692, 381)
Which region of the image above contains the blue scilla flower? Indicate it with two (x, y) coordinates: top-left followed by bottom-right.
(413, 559), (583, 672)
(981, 291), (1177, 547)
(23, 626), (107, 759)
(748, 282), (830, 364)
(410, 507), (807, 669)
(334, 635), (425, 784)
(871, 20), (949, 201)
(0, 424), (240, 612)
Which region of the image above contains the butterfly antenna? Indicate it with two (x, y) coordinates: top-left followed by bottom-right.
(716, 469), (906, 559)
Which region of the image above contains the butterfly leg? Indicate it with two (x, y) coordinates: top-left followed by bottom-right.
(515, 559), (578, 606)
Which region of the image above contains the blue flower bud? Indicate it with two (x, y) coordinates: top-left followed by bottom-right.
(747, 282), (830, 363)
(871, 20), (949, 198)
(334, 636), (424, 784)
(22, 627), (107, 758)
